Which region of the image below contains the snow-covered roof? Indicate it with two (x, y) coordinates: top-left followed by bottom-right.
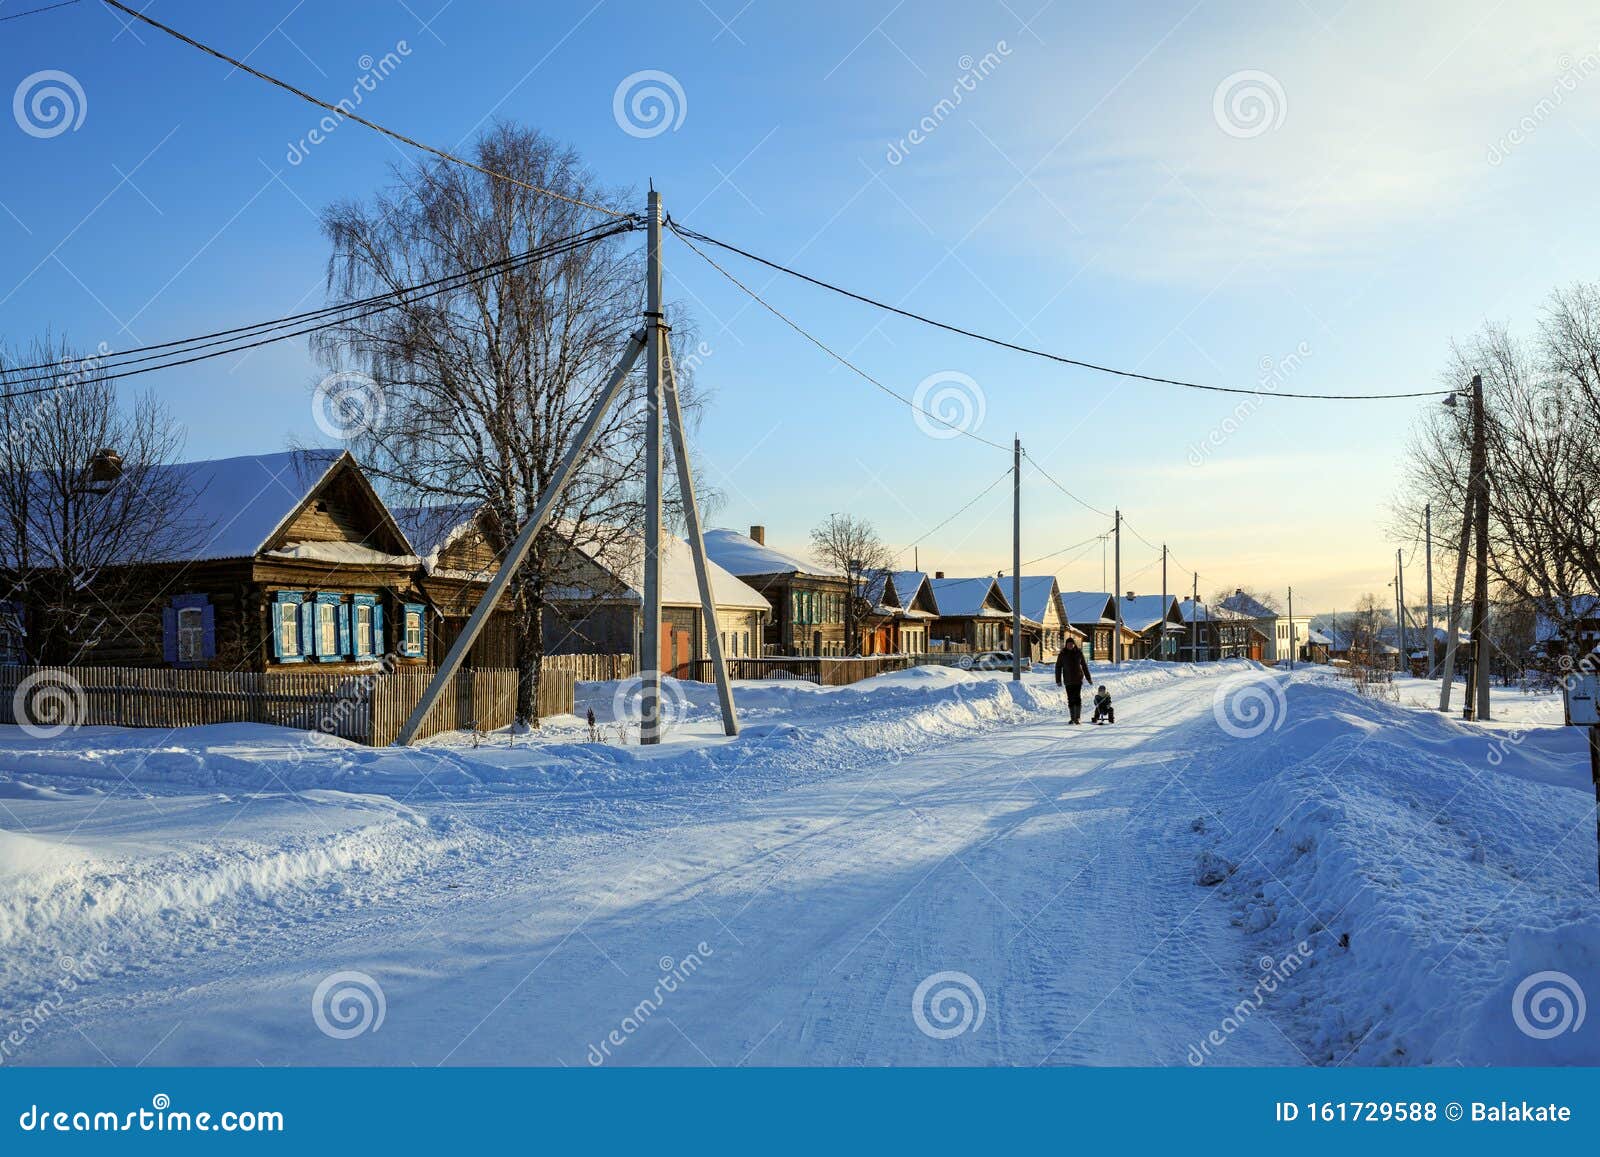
(1306, 629), (1333, 646)
(135, 449), (353, 563)
(887, 570), (938, 618)
(1012, 576), (1061, 624)
(393, 501), (483, 571)
(703, 528), (841, 578)
(265, 541), (419, 568)
(1060, 591), (1116, 625)
(929, 576), (1011, 618)
(1219, 589), (1278, 620)
(566, 530), (772, 612)
(1534, 594), (1600, 642)
(1117, 593), (1179, 633)
(862, 570), (897, 611)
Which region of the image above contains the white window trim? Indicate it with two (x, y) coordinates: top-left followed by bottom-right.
(177, 606), (204, 663)
(280, 605), (301, 657)
(319, 601), (338, 656)
(356, 604), (373, 656)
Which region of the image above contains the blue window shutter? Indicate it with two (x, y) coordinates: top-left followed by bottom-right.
(200, 602), (216, 660)
(299, 599), (316, 659)
(337, 601), (351, 658)
(274, 592), (307, 663)
(373, 602), (385, 656)
(271, 600), (285, 659)
(162, 606), (177, 663)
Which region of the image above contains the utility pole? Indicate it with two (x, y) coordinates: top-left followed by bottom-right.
(1012, 435), (1022, 682)
(640, 188), (665, 744)
(1468, 373), (1492, 722)
(1160, 544), (1168, 662)
(1192, 572), (1199, 662)
(662, 341), (739, 737)
(1438, 486), (1475, 713)
(1396, 547), (1407, 673)
(1113, 508), (1123, 665)
(397, 187), (735, 746)
(1287, 586), (1296, 669)
(1424, 503), (1435, 678)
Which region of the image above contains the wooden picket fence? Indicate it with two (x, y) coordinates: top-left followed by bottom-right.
(541, 652), (635, 682)
(683, 654), (917, 686)
(0, 656), (631, 747)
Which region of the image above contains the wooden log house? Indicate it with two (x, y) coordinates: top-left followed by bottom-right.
(3, 450), (433, 672)
(702, 526), (851, 657)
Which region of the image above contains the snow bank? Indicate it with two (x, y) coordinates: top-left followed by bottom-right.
(1191, 672), (1600, 1065)
(0, 792), (489, 1028)
(0, 661), (1205, 802)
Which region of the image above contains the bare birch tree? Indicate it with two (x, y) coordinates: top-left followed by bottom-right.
(0, 336), (194, 662)
(313, 125), (701, 725)
(1398, 287), (1600, 666)
(809, 513), (894, 655)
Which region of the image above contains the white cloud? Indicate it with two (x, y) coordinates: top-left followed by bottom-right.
(957, 0), (1600, 282)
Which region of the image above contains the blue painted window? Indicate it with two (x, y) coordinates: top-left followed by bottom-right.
(352, 595), (377, 659)
(401, 602), (426, 658)
(314, 592), (343, 661)
(162, 594), (216, 666)
(273, 592), (306, 662)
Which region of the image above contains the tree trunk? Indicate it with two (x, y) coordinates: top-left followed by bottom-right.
(513, 569), (545, 729)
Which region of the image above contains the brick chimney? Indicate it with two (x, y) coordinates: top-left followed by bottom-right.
(934, 570), (945, 580)
(749, 525), (765, 545)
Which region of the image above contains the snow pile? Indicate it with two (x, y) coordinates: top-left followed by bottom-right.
(1191, 671), (1600, 1065)
(0, 792), (488, 1028)
(0, 661), (1205, 801)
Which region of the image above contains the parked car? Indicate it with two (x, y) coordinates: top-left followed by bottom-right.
(967, 650), (1018, 671)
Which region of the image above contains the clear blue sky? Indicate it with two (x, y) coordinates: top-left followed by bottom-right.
(3, 0), (1598, 611)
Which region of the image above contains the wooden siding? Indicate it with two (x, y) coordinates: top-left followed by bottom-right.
(269, 461), (410, 555)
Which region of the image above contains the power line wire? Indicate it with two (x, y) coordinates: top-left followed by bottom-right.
(0, 224), (630, 399)
(895, 468), (1012, 558)
(0, 0), (80, 23)
(1020, 529), (1108, 570)
(1024, 456), (1111, 518)
(669, 221), (1011, 452)
(98, 0), (630, 221)
(0, 218), (633, 384)
(669, 221), (1453, 402)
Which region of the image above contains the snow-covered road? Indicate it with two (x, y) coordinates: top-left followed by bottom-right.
(3, 662), (1597, 1067)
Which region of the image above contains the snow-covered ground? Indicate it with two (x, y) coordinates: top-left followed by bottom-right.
(0, 660), (1595, 1067)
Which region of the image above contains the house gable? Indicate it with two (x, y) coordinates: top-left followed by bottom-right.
(265, 455), (415, 560)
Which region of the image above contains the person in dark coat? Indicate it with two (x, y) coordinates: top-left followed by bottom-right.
(1091, 685), (1114, 724)
(1054, 636), (1092, 724)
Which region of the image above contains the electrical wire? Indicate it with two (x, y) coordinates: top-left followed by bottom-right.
(669, 220), (1454, 402)
(669, 221), (1012, 452)
(98, 0), (630, 221)
(1020, 529), (1108, 569)
(1025, 456), (1111, 519)
(0, 0), (79, 22)
(895, 468), (1013, 558)
(0, 223), (631, 400)
(1118, 514), (1162, 556)
(0, 219), (633, 384)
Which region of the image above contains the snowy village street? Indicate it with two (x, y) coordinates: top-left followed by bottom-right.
(2, 662), (1595, 1069)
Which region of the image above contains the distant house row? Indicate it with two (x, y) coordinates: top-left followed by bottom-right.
(0, 451), (772, 675)
(0, 451), (1323, 673)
